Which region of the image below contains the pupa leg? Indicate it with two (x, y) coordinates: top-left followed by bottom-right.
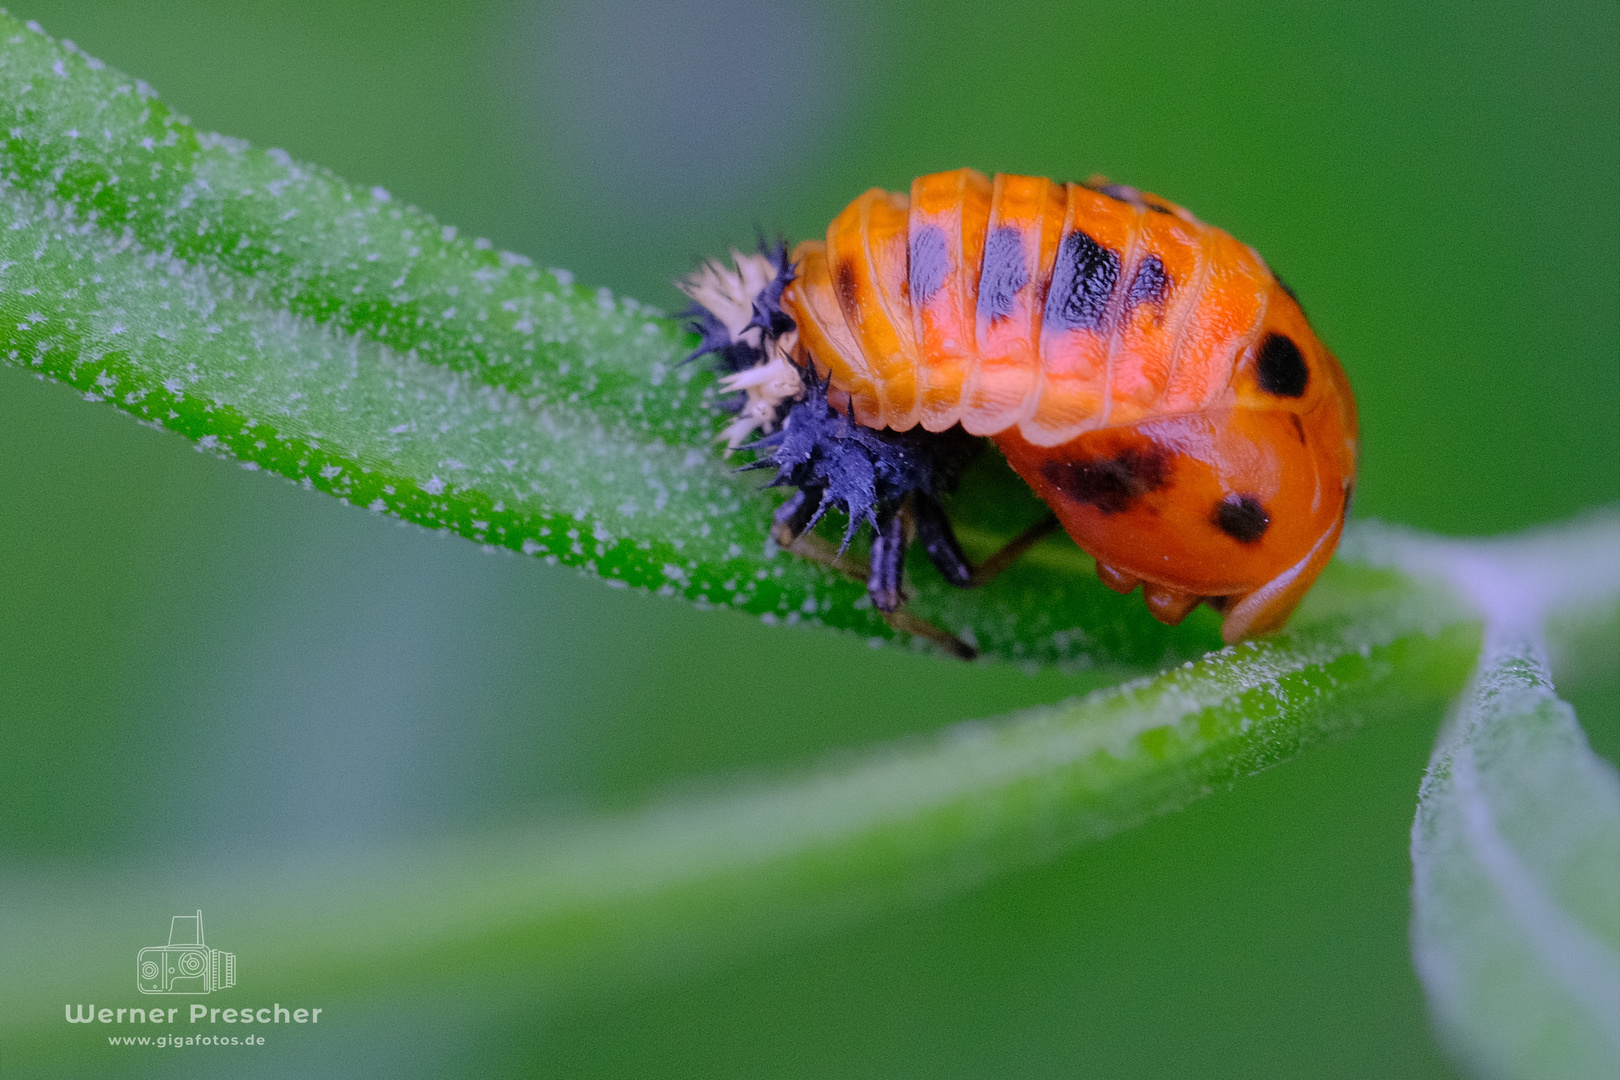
(911, 493), (1060, 590)
(772, 487), (823, 544)
(870, 510), (978, 658)
(882, 610), (977, 661)
(771, 494), (977, 659)
(867, 504), (909, 613)
(775, 493), (909, 612)
(772, 487), (869, 579)
(966, 514), (1061, 588)
(910, 493), (973, 587)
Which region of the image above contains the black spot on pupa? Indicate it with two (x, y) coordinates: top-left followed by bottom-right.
(1256, 333), (1309, 397)
(1044, 230), (1121, 331)
(908, 225), (950, 305)
(977, 226), (1029, 322)
(1124, 254), (1171, 316)
(835, 260), (860, 311)
(1290, 413), (1306, 445)
(1041, 444), (1170, 515)
(1144, 200), (1175, 215)
(1214, 494), (1270, 543)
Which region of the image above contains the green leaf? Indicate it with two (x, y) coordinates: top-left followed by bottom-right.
(0, 16), (1213, 669)
(1, 550), (1480, 1063)
(1411, 638), (1620, 1080)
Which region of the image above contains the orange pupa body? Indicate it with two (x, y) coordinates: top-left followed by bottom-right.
(781, 169), (1359, 642)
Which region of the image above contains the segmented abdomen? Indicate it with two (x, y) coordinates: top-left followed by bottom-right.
(783, 169), (1283, 447)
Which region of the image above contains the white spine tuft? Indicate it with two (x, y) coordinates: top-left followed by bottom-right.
(679, 250), (804, 452)
(717, 332), (803, 452)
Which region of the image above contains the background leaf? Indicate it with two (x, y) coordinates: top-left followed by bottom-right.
(1411, 638), (1620, 1080)
(3, 548), (1481, 1067)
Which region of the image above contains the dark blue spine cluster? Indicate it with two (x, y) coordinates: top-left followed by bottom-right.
(741, 368), (979, 552)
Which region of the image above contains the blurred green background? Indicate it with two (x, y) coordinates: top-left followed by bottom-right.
(1, 1), (1614, 1076)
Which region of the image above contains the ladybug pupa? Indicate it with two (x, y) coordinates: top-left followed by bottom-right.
(681, 170), (1359, 656)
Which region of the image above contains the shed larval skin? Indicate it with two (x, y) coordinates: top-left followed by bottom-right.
(781, 169), (1359, 642)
